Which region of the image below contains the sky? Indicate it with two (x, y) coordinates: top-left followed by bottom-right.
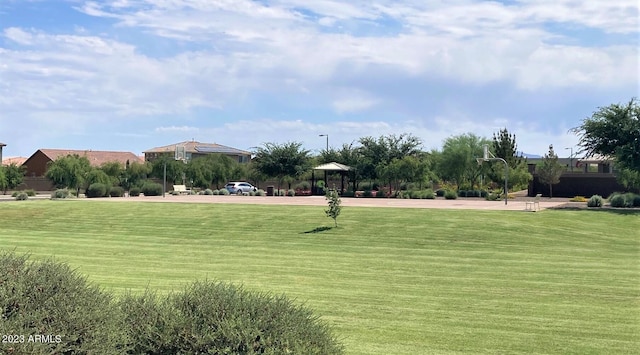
(1, 0), (638, 159)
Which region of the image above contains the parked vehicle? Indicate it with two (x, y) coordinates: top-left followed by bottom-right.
(225, 182), (257, 195)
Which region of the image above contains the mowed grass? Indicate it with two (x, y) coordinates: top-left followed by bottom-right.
(1, 200), (638, 354)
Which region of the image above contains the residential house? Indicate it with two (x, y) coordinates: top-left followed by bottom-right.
(22, 149), (143, 177)
(143, 140), (252, 163)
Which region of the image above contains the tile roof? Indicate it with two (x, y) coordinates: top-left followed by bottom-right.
(143, 141), (251, 155)
(2, 157), (27, 166)
(38, 149), (143, 167)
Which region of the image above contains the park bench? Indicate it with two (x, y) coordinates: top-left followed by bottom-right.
(525, 193), (542, 212)
(172, 185), (190, 194)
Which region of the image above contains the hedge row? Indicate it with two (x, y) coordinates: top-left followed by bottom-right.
(0, 252), (343, 354)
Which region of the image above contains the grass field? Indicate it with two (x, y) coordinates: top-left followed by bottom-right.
(1, 200), (639, 354)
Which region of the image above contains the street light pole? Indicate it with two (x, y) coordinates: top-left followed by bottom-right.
(319, 134), (329, 151)
(565, 147), (573, 172)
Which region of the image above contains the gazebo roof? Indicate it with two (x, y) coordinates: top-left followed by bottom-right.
(313, 162), (351, 171)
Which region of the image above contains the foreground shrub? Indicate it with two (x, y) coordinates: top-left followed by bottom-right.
(121, 281), (343, 354)
(204, 188), (213, 195)
(278, 189), (286, 196)
(444, 190), (458, 200)
(212, 189), (220, 195)
(219, 188), (230, 195)
(287, 189), (295, 196)
(457, 190), (468, 198)
(86, 183), (108, 198)
(256, 189), (265, 196)
(15, 192), (28, 200)
(51, 188), (71, 199)
(0, 252), (130, 354)
(25, 189), (36, 197)
(109, 186), (125, 197)
(129, 186), (141, 197)
(424, 189), (435, 199)
(141, 182), (163, 196)
(587, 195), (603, 208)
(11, 191), (19, 197)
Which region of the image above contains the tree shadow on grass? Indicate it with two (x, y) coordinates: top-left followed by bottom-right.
(549, 206), (640, 215)
(302, 226), (333, 234)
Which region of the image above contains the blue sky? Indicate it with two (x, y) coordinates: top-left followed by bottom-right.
(1, 0), (638, 159)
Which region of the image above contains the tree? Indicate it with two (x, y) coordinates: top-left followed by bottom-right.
(436, 133), (491, 189)
(489, 128), (532, 191)
(99, 161), (125, 187)
(150, 156), (187, 185)
(537, 145), (565, 197)
(124, 160), (151, 190)
(325, 188), (342, 227)
(45, 155), (92, 196)
(3, 163), (26, 193)
(0, 167), (7, 194)
(571, 98), (640, 190)
(357, 133), (422, 183)
(252, 142), (311, 192)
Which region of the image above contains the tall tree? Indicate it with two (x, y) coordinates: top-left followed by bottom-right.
(124, 160), (152, 190)
(252, 142), (311, 192)
(2, 163), (26, 193)
(0, 167), (7, 194)
(357, 133), (422, 183)
(571, 98), (640, 190)
(537, 145), (565, 198)
(436, 133), (491, 189)
(45, 155), (92, 196)
(490, 128), (532, 191)
(150, 155), (187, 185)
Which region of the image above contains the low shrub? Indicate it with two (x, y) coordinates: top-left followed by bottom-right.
(212, 189), (220, 195)
(255, 189), (266, 196)
(204, 188), (213, 195)
(120, 280), (343, 354)
(129, 186), (141, 197)
(342, 190), (355, 197)
(287, 189), (295, 196)
(424, 189), (435, 199)
(25, 189), (36, 196)
(11, 191), (19, 197)
(0, 252), (130, 354)
(363, 190), (373, 198)
(436, 189), (445, 197)
(609, 194), (627, 208)
(485, 193), (500, 201)
(295, 181), (311, 190)
(86, 183), (108, 198)
(51, 188), (71, 199)
(376, 190), (387, 198)
(219, 189), (230, 195)
(109, 186), (125, 197)
(480, 190), (488, 198)
(249, 191), (256, 196)
(633, 194), (640, 207)
(457, 190), (468, 198)
(587, 195), (603, 208)
(570, 196), (588, 202)
(444, 190), (457, 200)
(278, 189), (286, 196)
(141, 182), (163, 196)
(15, 192), (28, 200)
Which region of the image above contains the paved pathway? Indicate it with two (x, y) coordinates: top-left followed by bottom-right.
(81, 194), (569, 211)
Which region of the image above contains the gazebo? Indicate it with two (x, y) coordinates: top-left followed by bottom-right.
(311, 162), (352, 195)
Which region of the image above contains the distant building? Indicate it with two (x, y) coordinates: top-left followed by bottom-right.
(22, 149), (143, 177)
(143, 140), (252, 163)
(2, 157), (28, 166)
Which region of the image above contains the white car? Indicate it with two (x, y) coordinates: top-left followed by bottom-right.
(225, 182), (257, 195)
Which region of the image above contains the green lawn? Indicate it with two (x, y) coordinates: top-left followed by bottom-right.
(1, 200), (639, 354)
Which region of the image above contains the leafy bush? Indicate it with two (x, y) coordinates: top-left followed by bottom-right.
(25, 189), (36, 196)
(436, 189), (445, 197)
(363, 190), (373, 197)
(470, 190), (481, 197)
(485, 193), (500, 201)
(1, 252), (343, 355)
(141, 182), (163, 196)
(342, 190), (355, 197)
(480, 190), (488, 198)
(11, 191), (18, 197)
(570, 196), (587, 202)
(587, 195), (603, 208)
(109, 186), (125, 197)
(212, 189), (220, 195)
(295, 181), (311, 190)
(409, 190), (421, 199)
(249, 191), (256, 196)
(255, 189), (266, 196)
(86, 183), (108, 198)
(424, 189), (435, 199)
(15, 192), (28, 200)
(457, 190), (468, 198)
(51, 188), (71, 199)
(287, 189), (295, 196)
(633, 194), (640, 207)
(120, 280), (343, 354)
(376, 190), (387, 198)
(444, 190), (458, 200)
(204, 188), (213, 195)
(278, 189), (286, 196)
(609, 194), (627, 208)
(0, 252), (130, 354)
(129, 186), (141, 197)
